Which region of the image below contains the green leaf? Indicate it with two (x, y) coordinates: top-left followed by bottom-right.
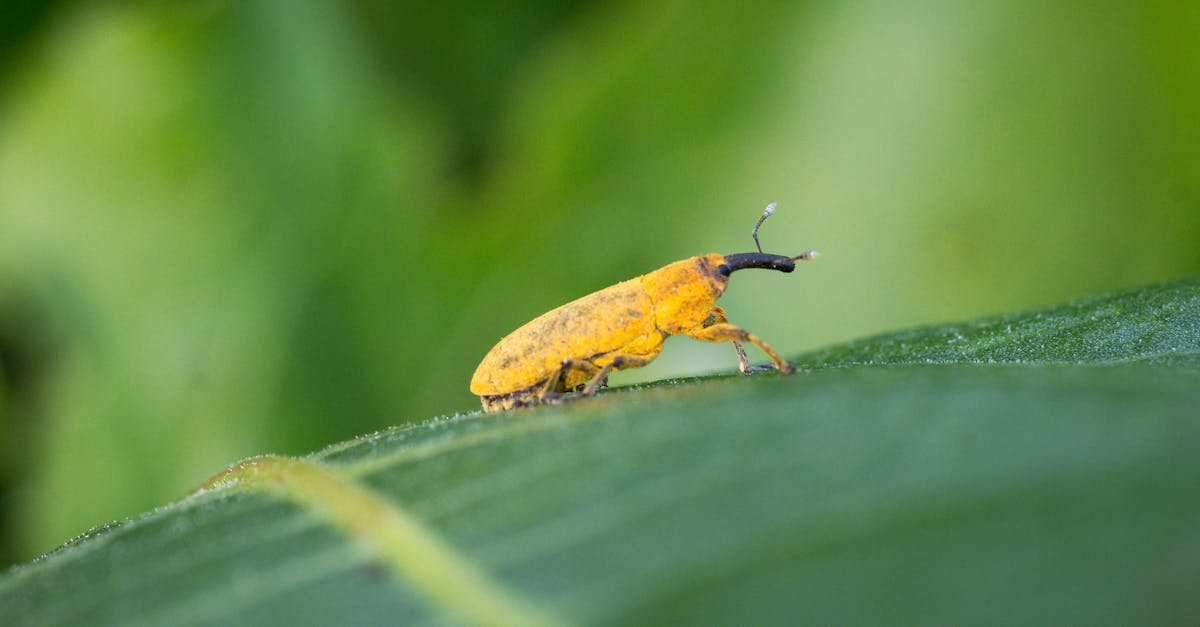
(2, 278), (1199, 625)
(803, 277), (1200, 368)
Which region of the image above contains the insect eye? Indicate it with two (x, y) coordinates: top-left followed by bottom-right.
(717, 263), (731, 276)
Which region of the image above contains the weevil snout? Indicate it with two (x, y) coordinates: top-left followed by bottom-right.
(717, 202), (819, 276)
(718, 250), (819, 276)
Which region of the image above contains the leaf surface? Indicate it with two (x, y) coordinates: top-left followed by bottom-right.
(2, 278), (1199, 625)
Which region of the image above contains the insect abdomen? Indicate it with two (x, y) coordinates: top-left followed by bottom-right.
(469, 277), (657, 396)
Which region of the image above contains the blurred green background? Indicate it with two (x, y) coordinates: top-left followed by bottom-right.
(0, 0), (1197, 568)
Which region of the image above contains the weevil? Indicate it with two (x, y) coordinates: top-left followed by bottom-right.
(470, 203), (819, 411)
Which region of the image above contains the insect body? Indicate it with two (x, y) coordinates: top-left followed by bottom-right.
(471, 204), (818, 411)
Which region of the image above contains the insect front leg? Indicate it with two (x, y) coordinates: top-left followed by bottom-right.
(685, 319), (797, 374)
(700, 306), (752, 373)
(731, 341), (752, 373)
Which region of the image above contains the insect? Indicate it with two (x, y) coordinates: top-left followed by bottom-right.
(470, 203), (819, 411)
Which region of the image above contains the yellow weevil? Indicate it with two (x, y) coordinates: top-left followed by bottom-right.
(471, 203), (818, 411)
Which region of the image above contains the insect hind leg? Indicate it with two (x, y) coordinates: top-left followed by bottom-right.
(480, 355), (612, 410)
(531, 358), (606, 405)
(549, 354), (659, 404)
(577, 354), (655, 398)
(498, 345), (662, 410)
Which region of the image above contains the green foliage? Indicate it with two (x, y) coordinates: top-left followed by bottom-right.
(2, 0), (1200, 571)
(2, 278), (1197, 625)
(805, 277), (1200, 367)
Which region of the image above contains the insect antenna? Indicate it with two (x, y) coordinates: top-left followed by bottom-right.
(751, 202), (777, 253)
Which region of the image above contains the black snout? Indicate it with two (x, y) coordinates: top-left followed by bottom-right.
(718, 252), (796, 276)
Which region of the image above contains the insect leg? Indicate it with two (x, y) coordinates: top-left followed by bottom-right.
(732, 341), (751, 373)
(578, 354), (656, 397)
(560, 359), (604, 391)
(537, 359), (604, 403)
(700, 307), (750, 372)
(535, 373), (562, 403)
(684, 322), (797, 374)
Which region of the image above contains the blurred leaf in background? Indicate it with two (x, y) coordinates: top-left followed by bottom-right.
(0, 0), (1198, 568)
(0, 0), (452, 564)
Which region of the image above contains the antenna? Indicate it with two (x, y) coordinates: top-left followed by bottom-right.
(751, 202), (777, 253)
